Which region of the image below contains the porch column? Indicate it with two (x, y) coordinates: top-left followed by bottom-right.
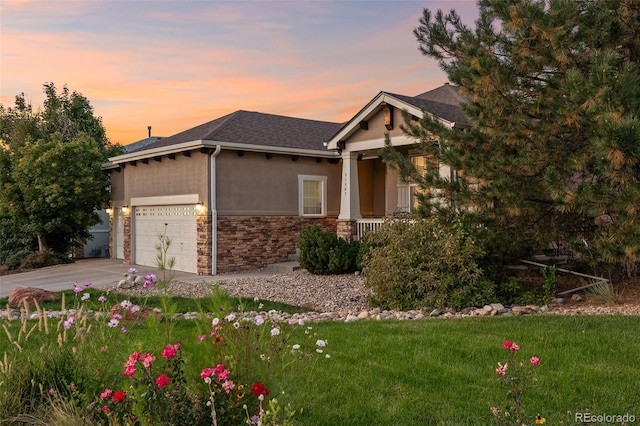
(337, 151), (361, 241)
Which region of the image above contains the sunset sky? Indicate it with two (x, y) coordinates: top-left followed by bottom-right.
(1, 0), (478, 146)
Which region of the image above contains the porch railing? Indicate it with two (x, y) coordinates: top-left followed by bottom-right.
(356, 218), (385, 240)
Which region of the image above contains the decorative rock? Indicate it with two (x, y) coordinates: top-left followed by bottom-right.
(357, 311), (369, 320)
(345, 314), (359, 322)
(8, 287), (58, 307)
(429, 308), (442, 317)
(490, 303), (505, 312)
(552, 298), (565, 305)
(571, 294), (585, 302)
(512, 306), (534, 315)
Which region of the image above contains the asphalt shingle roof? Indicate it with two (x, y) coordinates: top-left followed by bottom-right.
(129, 110), (342, 153)
(387, 84), (470, 126)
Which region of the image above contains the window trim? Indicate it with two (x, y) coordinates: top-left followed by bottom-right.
(298, 175), (327, 217)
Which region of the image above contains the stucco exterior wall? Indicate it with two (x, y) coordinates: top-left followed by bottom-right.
(216, 150), (341, 216)
(346, 106), (407, 144)
(122, 152), (209, 202)
(109, 169), (125, 205)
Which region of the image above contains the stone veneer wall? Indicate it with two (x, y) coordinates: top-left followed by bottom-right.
(216, 216), (337, 273)
(336, 219), (358, 242)
(108, 212), (114, 260)
(123, 214), (132, 264)
(197, 213), (212, 275)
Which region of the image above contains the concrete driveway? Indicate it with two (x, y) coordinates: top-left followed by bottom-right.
(0, 258), (203, 299)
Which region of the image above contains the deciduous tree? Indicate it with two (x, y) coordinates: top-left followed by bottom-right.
(0, 83), (121, 262)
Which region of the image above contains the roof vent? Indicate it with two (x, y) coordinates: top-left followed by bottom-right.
(147, 126), (152, 138)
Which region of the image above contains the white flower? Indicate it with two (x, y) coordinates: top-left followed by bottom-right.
(270, 327), (280, 336)
(233, 322), (240, 329)
(258, 303), (264, 309)
(325, 354), (331, 359)
(212, 317), (220, 326)
(81, 293), (90, 301)
(225, 313), (236, 322)
(254, 297), (259, 302)
(260, 354), (267, 361)
(316, 349), (323, 353)
(298, 319), (305, 326)
(316, 339), (327, 347)
(130, 305), (141, 313)
(254, 315), (264, 326)
(120, 300), (132, 309)
(292, 344), (301, 350)
(204, 377), (212, 384)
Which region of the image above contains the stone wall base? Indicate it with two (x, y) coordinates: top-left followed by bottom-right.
(336, 219), (358, 242)
(197, 214), (212, 275)
(216, 216), (337, 273)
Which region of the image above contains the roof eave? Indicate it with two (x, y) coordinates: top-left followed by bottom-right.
(106, 139), (339, 165)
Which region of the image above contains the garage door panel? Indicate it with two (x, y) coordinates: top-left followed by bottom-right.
(134, 205), (197, 273)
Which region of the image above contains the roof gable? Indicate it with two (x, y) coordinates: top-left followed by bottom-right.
(326, 84), (470, 150)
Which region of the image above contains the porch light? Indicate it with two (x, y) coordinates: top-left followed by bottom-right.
(195, 202), (204, 212)
(105, 208), (112, 214)
(122, 206), (129, 214)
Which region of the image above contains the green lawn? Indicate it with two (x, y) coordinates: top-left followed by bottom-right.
(1, 292), (639, 425)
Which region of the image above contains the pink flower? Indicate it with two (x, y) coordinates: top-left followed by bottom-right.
(201, 368), (215, 380)
(213, 364), (225, 375)
(530, 356), (541, 366)
(140, 353), (155, 368)
(496, 362), (508, 376)
(217, 369), (230, 381)
(101, 406), (109, 413)
(161, 342), (181, 359)
(123, 365), (136, 377)
(100, 389), (113, 400)
(503, 341), (520, 351)
(155, 374), (170, 389)
(197, 334), (206, 343)
(125, 352), (140, 368)
(221, 380), (235, 393)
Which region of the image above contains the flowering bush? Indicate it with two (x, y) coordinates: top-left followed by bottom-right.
(491, 341), (543, 425)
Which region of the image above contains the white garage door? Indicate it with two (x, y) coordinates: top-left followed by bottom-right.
(133, 205), (198, 273)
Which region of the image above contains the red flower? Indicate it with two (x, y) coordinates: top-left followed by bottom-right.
(156, 374), (171, 389)
(112, 390), (126, 402)
(251, 382), (269, 397)
(502, 341), (512, 349)
(101, 406), (109, 413)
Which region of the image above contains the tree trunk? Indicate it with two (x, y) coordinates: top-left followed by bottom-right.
(37, 234), (48, 252)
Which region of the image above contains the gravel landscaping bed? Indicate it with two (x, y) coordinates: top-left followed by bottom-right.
(103, 269), (640, 318)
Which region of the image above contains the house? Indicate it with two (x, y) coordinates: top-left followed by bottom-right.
(103, 83), (468, 275)
(327, 83), (470, 241)
(103, 111), (343, 275)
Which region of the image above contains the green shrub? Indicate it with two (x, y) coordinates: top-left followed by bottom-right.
(361, 216), (495, 310)
(19, 249), (68, 270)
(298, 225), (360, 274)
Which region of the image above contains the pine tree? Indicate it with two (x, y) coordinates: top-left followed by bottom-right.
(384, 0), (640, 272)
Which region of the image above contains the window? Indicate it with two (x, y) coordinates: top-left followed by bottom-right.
(298, 175), (327, 217)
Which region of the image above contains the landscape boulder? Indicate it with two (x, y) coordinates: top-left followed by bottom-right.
(8, 287), (58, 307)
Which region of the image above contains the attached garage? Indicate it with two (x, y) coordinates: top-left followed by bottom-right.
(133, 204), (198, 274)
